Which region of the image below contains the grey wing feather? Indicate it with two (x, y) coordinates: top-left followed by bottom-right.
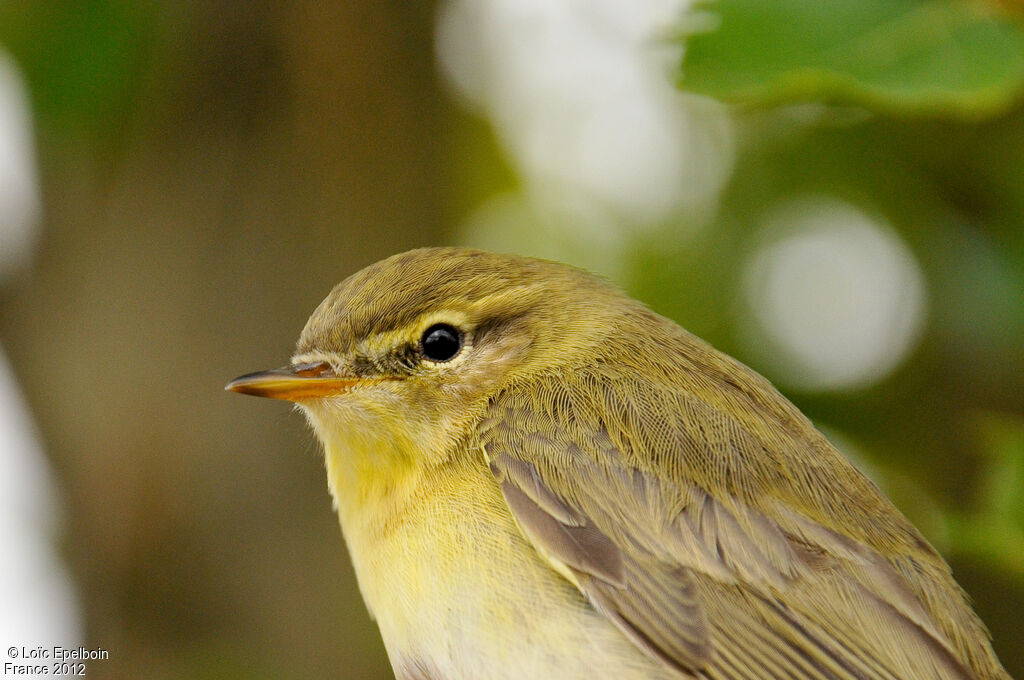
(482, 389), (990, 680)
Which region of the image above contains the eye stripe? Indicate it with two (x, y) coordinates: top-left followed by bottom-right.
(396, 344), (420, 370)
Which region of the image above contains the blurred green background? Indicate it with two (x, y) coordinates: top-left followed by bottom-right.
(0, 1), (1020, 678)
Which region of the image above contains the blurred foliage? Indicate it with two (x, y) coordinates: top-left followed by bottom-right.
(0, 1), (160, 149)
(679, 0), (1024, 117)
(949, 413), (1024, 576)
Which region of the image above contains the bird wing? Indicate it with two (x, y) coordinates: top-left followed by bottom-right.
(480, 372), (998, 680)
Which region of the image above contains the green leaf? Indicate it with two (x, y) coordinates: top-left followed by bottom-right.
(973, 412), (1024, 527)
(946, 514), (1024, 579)
(943, 413), (1024, 581)
(678, 0), (1024, 118)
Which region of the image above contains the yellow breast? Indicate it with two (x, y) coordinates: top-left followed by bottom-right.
(321, 438), (672, 680)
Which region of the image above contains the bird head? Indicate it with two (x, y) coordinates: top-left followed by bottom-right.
(227, 248), (630, 467)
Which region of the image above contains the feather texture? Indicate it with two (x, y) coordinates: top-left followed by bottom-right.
(481, 332), (1008, 679)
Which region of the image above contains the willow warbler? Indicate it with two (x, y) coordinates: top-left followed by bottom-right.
(227, 248), (1010, 680)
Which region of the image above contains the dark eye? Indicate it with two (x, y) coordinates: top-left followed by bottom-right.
(421, 323), (463, 362)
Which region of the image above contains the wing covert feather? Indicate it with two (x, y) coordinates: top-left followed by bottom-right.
(481, 372), (1007, 680)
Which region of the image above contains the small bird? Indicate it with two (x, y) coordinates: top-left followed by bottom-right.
(228, 247), (1011, 680)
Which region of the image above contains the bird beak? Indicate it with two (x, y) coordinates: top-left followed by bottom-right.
(225, 362), (362, 401)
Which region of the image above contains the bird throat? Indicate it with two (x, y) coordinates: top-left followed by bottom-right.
(316, 421), (427, 540)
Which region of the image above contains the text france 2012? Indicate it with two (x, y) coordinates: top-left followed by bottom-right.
(5, 646), (109, 676)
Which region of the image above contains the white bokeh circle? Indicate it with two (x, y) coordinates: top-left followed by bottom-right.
(743, 198), (928, 391)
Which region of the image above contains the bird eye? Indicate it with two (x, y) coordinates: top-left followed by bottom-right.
(421, 323), (463, 362)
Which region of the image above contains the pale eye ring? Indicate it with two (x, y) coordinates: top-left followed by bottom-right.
(420, 323), (463, 362)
